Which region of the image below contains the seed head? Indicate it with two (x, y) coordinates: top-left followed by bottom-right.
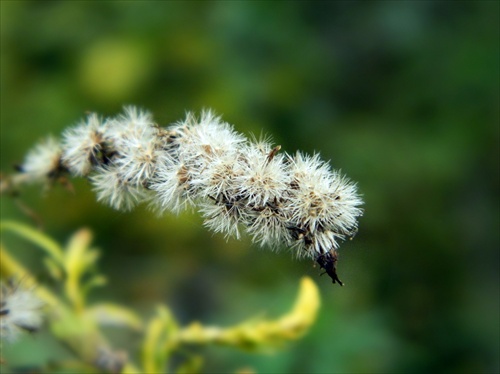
(0, 280), (44, 343)
(61, 113), (106, 176)
(11, 106), (364, 285)
(20, 137), (62, 183)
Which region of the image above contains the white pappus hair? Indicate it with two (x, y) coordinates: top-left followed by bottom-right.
(14, 107), (364, 285)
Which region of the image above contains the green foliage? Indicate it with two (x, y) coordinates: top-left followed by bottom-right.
(1, 222), (320, 373)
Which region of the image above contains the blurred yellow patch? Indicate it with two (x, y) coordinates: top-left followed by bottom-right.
(79, 39), (152, 102)
(172, 276), (320, 351)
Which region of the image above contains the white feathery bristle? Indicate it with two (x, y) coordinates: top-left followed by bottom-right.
(150, 158), (195, 213)
(246, 205), (289, 249)
(61, 113), (105, 176)
(151, 110), (245, 213)
(21, 137), (62, 183)
(90, 165), (149, 211)
(1, 282), (44, 343)
(113, 128), (161, 187)
(193, 150), (240, 200)
(286, 152), (340, 229)
(199, 197), (250, 240)
(104, 106), (156, 150)
(14, 106), (364, 267)
(174, 112), (244, 169)
(174, 111), (245, 152)
(283, 152), (362, 255)
(235, 141), (289, 207)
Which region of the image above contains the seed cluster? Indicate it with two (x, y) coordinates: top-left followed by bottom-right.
(0, 280), (44, 342)
(15, 107), (363, 284)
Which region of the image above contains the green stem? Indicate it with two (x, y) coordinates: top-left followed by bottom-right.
(0, 220), (64, 264)
(0, 243), (141, 373)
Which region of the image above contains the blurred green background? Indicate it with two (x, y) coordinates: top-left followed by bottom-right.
(1, 1), (498, 373)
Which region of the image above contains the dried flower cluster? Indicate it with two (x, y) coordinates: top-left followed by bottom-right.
(12, 107), (363, 284)
(0, 280), (44, 343)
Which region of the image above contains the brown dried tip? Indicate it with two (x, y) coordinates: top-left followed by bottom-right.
(267, 145), (281, 163)
(316, 250), (344, 286)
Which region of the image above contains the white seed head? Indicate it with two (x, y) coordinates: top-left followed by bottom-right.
(90, 165), (149, 211)
(14, 106), (364, 270)
(150, 157), (196, 213)
(104, 106), (156, 151)
(194, 150), (241, 200)
(21, 137), (62, 183)
(199, 196), (250, 240)
(283, 152), (363, 255)
(235, 141), (289, 207)
(0, 281), (44, 343)
(113, 131), (162, 187)
(175, 110), (245, 158)
(151, 110), (245, 213)
(246, 205), (289, 249)
(172, 111), (245, 181)
(61, 113), (106, 176)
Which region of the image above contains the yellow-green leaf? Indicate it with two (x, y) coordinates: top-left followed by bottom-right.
(86, 303), (143, 331)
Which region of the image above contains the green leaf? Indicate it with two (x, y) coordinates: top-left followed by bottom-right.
(85, 303), (143, 331)
(0, 220), (64, 264)
(43, 256), (63, 281)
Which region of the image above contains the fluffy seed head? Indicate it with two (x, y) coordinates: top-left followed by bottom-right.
(283, 152), (363, 256)
(20, 137), (62, 183)
(61, 113), (106, 176)
(246, 205), (288, 249)
(199, 195), (251, 240)
(90, 165), (150, 211)
(150, 158), (195, 213)
(112, 124), (162, 188)
(235, 141), (289, 207)
(104, 106), (157, 151)
(12, 106), (363, 281)
(151, 110), (245, 213)
(0, 281), (44, 343)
